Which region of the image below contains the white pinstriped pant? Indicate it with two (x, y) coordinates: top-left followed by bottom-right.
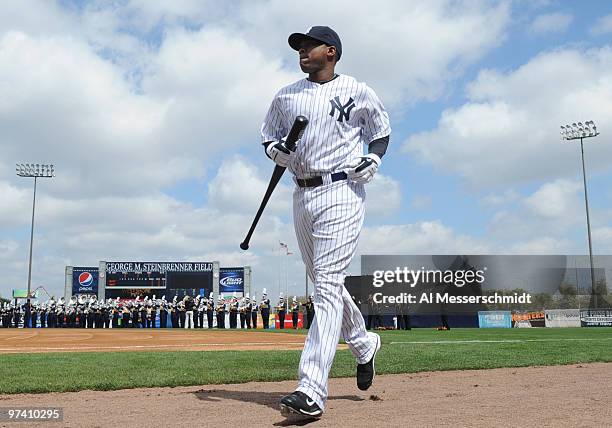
(293, 178), (376, 410)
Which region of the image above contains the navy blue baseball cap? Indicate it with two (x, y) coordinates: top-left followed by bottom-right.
(288, 26), (342, 60)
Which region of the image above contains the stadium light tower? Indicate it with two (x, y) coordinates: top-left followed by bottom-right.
(560, 121), (599, 307)
(16, 163), (55, 300)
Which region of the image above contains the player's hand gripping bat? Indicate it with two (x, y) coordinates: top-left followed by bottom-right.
(240, 115), (309, 250)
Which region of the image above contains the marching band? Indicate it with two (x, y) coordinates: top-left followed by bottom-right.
(0, 292), (315, 329)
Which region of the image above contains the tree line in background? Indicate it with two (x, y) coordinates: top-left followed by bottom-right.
(484, 279), (610, 311)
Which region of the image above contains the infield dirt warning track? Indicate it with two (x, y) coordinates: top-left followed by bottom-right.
(2, 364), (611, 427)
(0, 329), (313, 353)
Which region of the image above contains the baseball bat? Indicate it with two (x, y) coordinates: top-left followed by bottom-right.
(240, 115), (309, 250)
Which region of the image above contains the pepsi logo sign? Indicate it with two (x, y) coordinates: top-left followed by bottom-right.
(78, 272), (94, 287)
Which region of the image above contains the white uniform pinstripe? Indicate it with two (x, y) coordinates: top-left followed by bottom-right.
(261, 74), (390, 410)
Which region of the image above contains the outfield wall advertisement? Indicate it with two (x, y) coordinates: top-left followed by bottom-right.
(478, 311), (512, 328)
(545, 309), (581, 327)
(580, 309), (612, 327)
(512, 311), (545, 327)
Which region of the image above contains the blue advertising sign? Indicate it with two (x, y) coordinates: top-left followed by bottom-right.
(219, 268), (244, 293)
(72, 267), (99, 295)
(478, 311), (512, 328)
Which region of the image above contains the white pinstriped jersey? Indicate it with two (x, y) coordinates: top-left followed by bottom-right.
(261, 74), (391, 177)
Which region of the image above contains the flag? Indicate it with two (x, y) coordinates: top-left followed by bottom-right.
(280, 242), (291, 255)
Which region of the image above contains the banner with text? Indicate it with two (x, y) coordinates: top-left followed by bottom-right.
(478, 311), (512, 328)
(72, 267), (99, 295)
(580, 309), (612, 327)
(104, 261), (213, 289)
(219, 267), (245, 294)
(545, 309), (581, 327)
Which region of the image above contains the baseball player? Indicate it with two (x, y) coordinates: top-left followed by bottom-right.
(262, 26), (389, 419)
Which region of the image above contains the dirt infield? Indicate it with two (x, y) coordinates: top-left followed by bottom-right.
(0, 329), (310, 353)
(1, 363), (610, 427)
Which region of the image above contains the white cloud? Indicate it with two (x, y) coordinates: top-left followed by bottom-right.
(0, 1), (74, 37)
(236, 0), (511, 106)
(506, 236), (573, 254)
(404, 46), (612, 187)
(365, 174), (402, 217)
(359, 221), (490, 254)
(523, 179), (581, 221)
(0, 0), (514, 205)
(0, 181), (31, 227)
(14, 0), (510, 108)
(142, 27), (298, 149)
(0, 31), (174, 195)
(0, 25), (297, 198)
(97, 0), (228, 34)
(207, 155), (292, 215)
(483, 178), (594, 251)
(529, 12), (573, 34)
(593, 226), (612, 252)
(0, 240), (19, 260)
(591, 14), (612, 35)
(480, 189), (521, 207)
(591, 226), (612, 254)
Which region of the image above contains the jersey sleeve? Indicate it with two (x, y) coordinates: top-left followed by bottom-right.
(260, 95), (287, 143)
(361, 85), (391, 142)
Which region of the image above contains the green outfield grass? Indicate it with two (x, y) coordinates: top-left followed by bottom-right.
(1, 328), (611, 394)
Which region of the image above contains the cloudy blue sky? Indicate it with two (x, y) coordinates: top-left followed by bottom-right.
(1, 0), (611, 301)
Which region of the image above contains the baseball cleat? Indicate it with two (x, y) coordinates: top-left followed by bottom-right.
(279, 391), (323, 419)
(357, 332), (381, 391)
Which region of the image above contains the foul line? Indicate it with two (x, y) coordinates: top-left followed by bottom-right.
(0, 341), (307, 352)
(390, 337), (612, 345)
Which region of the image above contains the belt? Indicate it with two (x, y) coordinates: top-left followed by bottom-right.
(295, 171), (347, 188)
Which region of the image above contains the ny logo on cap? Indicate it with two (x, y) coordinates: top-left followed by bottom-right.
(329, 96), (355, 122)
